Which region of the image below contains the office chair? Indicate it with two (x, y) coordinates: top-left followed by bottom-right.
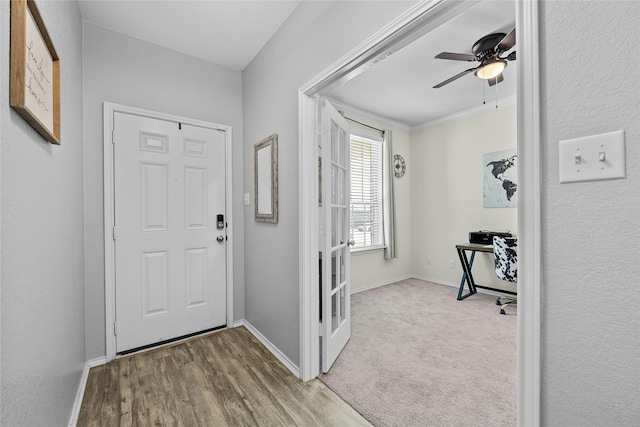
(493, 236), (517, 314)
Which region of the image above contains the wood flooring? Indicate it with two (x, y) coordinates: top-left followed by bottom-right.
(77, 326), (370, 427)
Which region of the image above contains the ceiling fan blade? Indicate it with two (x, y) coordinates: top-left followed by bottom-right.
(435, 52), (477, 62)
(433, 68), (477, 88)
(497, 28), (516, 52)
(506, 51), (516, 61)
(487, 73), (504, 87)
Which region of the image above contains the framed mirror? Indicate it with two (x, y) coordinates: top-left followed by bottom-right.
(254, 134), (278, 223)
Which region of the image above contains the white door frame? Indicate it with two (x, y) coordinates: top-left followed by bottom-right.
(298, 1), (541, 425)
(103, 102), (234, 362)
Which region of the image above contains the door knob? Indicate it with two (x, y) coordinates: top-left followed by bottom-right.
(216, 236), (224, 243)
(348, 239), (355, 246)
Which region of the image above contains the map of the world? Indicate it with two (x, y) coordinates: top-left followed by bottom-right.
(483, 149), (517, 208)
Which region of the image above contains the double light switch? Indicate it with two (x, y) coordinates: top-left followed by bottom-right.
(559, 130), (625, 183)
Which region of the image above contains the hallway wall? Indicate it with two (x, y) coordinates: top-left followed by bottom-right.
(242, 1), (418, 366)
(82, 23), (245, 360)
(0, 1), (86, 425)
(539, 2), (640, 424)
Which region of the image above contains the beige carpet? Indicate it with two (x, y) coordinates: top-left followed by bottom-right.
(319, 278), (516, 427)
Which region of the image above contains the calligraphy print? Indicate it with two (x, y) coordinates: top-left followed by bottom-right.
(24, 5), (54, 132)
(483, 148), (517, 208)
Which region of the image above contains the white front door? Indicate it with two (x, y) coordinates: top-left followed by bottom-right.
(320, 99), (351, 372)
(113, 112), (227, 353)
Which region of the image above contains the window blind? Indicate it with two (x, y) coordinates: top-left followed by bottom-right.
(350, 135), (383, 250)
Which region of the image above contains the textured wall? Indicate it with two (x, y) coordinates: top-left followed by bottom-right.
(82, 23), (245, 360)
(0, 1), (86, 425)
(411, 104), (517, 290)
(242, 1), (417, 366)
(540, 1), (640, 425)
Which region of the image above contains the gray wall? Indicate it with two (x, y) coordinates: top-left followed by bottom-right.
(82, 23), (245, 360)
(540, 2), (640, 425)
(0, 1), (86, 425)
(242, 1), (417, 367)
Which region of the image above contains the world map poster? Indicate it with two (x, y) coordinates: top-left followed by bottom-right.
(483, 148), (517, 208)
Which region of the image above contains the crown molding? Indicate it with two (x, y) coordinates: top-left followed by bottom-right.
(412, 95), (516, 132)
(326, 98), (413, 133)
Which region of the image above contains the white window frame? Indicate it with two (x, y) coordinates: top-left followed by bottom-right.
(349, 134), (384, 252)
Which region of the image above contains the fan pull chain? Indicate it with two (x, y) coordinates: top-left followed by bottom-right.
(495, 77), (499, 108)
(482, 81), (486, 105)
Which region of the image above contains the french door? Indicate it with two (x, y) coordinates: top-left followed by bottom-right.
(320, 99), (352, 372)
(113, 112), (227, 353)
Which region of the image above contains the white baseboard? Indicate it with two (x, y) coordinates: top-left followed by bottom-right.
(87, 356), (107, 368)
(68, 357), (106, 426)
(67, 321), (302, 426)
(351, 274), (414, 294)
(411, 275), (509, 298)
(237, 320), (300, 378)
(351, 274), (509, 296)
(411, 275), (459, 289)
(68, 275), (505, 427)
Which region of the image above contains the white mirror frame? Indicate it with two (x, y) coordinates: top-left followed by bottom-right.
(254, 134), (278, 223)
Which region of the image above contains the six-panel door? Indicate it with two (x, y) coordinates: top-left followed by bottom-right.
(114, 113), (227, 353)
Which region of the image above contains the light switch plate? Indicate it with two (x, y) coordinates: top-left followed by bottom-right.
(244, 192), (250, 206)
(559, 130), (625, 183)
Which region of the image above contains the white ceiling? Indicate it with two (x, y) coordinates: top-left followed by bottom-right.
(77, 0), (516, 127)
(327, 0), (516, 127)
(77, 0), (301, 71)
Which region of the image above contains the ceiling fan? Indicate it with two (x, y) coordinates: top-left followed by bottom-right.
(433, 28), (516, 89)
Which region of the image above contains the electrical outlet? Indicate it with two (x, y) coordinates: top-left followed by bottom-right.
(426, 257), (432, 265)
(449, 259), (455, 269)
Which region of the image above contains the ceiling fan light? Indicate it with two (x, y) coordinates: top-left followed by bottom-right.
(475, 60), (507, 80)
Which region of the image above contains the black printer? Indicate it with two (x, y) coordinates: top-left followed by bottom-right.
(469, 230), (512, 245)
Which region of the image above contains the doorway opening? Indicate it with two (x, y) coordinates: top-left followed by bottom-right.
(298, 1), (542, 424)
(103, 102), (235, 362)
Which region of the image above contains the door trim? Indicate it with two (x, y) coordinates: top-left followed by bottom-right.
(103, 102), (234, 362)
(298, 1), (541, 425)
(515, 2), (542, 425)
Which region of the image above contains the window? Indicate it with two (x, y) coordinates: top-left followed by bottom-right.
(350, 135), (383, 250)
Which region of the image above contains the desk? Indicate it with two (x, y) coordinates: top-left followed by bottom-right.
(455, 243), (517, 300)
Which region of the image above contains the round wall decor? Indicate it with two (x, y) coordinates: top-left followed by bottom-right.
(393, 154), (406, 178)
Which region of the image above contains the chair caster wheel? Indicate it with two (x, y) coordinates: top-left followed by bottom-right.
(500, 309), (506, 315)
(496, 298), (501, 305)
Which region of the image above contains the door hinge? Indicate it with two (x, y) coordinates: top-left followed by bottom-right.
(113, 321), (117, 336)
(112, 227), (116, 241)
(316, 123), (323, 136)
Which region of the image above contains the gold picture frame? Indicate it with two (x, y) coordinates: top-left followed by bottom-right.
(10, 0), (61, 145)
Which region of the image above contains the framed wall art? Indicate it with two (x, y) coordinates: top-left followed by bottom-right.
(483, 148), (517, 208)
(10, 0), (61, 145)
